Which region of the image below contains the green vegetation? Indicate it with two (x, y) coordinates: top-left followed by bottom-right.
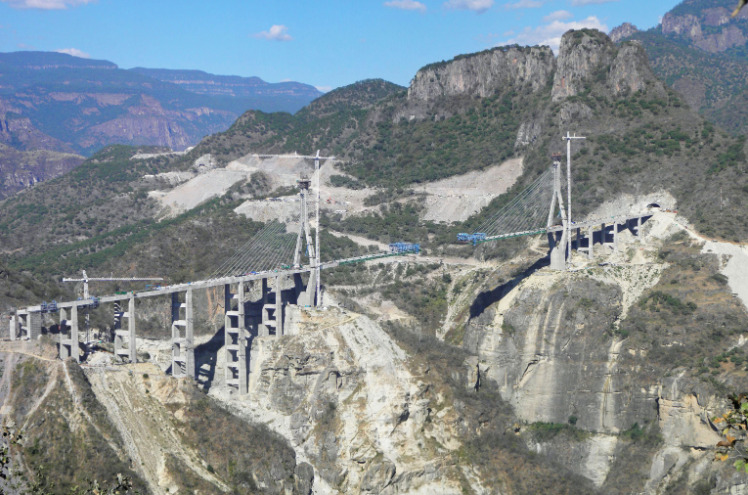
(10, 360), (143, 494)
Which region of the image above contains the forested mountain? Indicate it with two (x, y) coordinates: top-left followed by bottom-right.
(617, 0), (748, 134)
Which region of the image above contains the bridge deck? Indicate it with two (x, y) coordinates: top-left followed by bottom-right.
(21, 250), (415, 314)
(480, 213), (648, 244)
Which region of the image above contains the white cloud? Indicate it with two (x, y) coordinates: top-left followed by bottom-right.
(385, 0), (427, 12)
(315, 85), (333, 93)
(253, 25), (293, 42)
(570, 0), (618, 5)
(500, 15), (608, 52)
(55, 47), (90, 58)
(504, 0), (543, 9)
(543, 10), (573, 22)
(444, 0), (494, 13)
(1, 0), (95, 9)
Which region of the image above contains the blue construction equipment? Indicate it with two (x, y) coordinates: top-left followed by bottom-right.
(389, 242), (420, 254)
(40, 301), (58, 313)
(457, 233), (487, 245)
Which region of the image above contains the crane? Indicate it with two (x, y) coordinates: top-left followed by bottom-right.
(62, 270), (164, 342)
(62, 270), (164, 299)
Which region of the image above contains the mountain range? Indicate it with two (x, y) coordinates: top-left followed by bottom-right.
(616, 0), (748, 135)
(0, 51), (322, 198)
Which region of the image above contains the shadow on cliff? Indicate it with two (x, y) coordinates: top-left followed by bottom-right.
(193, 328), (224, 392)
(469, 256), (549, 319)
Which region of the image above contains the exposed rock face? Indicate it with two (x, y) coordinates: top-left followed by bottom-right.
(553, 30), (664, 102)
(552, 30), (617, 101)
(0, 143), (83, 199)
(235, 308), (469, 494)
(608, 41), (665, 96)
(662, 6), (748, 53)
(609, 22), (639, 43)
(408, 45), (554, 103)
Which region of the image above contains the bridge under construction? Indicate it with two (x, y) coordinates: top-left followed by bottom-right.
(8, 137), (654, 393)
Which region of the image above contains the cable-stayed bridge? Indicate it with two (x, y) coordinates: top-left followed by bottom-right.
(457, 151), (650, 270)
(8, 140), (653, 394)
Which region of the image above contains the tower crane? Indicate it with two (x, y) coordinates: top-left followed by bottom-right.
(62, 270), (164, 342)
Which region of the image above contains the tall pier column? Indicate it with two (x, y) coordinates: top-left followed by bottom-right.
(58, 305), (79, 362)
(128, 296), (137, 363)
(28, 312), (41, 340)
(613, 222), (619, 252)
(9, 310), (18, 341)
(276, 275), (284, 336)
(59, 308), (70, 360)
(587, 226), (594, 260)
(171, 290), (195, 378)
(225, 283), (247, 395)
(260, 278), (269, 337)
(115, 296), (137, 363)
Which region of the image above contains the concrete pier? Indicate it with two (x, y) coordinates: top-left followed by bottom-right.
(59, 305), (79, 362)
(28, 312), (41, 340)
(115, 296), (137, 363)
(171, 290), (195, 378)
(224, 283), (247, 394)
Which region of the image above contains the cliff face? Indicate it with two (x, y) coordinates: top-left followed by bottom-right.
(408, 45), (555, 102)
(553, 30), (663, 101)
(609, 23), (639, 43)
(400, 45), (555, 122)
(662, 5), (748, 53)
(0, 144), (83, 199)
(623, 0), (748, 135)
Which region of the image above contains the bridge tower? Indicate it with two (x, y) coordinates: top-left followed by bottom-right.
(547, 153), (569, 271)
(294, 174), (318, 307)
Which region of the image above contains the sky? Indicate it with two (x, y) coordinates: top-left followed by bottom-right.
(0, 0), (686, 92)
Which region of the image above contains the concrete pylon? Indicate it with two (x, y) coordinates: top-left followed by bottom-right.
(28, 312), (41, 340)
(9, 310), (18, 341)
(547, 154), (569, 271)
(613, 222), (619, 252)
(115, 296), (137, 363)
(171, 290), (195, 378)
(58, 306), (79, 362)
(587, 226), (594, 259)
(224, 283), (248, 394)
(276, 275), (284, 336)
(549, 231), (567, 271)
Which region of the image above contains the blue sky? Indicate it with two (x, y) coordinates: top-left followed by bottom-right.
(0, 0), (685, 91)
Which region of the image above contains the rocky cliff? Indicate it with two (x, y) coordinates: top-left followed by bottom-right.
(622, 0), (748, 135)
(0, 143), (83, 199)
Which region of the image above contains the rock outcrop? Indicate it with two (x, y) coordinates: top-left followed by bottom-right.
(401, 45), (555, 121)
(408, 45), (554, 102)
(662, 5), (748, 53)
(609, 23), (639, 43)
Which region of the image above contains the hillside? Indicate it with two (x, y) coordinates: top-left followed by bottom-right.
(618, 0), (748, 134)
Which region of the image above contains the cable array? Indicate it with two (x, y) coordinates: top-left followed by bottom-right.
(210, 218), (299, 279)
(475, 168), (554, 237)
